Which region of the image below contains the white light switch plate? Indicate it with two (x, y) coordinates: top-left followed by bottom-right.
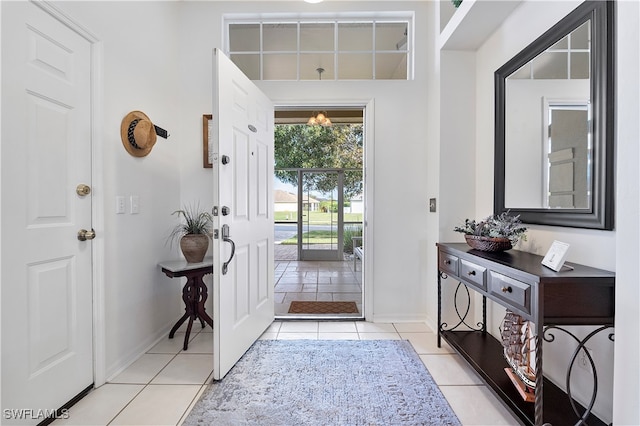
(130, 195), (140, 214)
(116, 196), (125, 214)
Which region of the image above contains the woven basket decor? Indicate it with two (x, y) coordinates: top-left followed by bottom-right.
(465, 235), (512, 252)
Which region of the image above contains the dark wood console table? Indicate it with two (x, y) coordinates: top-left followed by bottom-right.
(159, 258), (214, 350)
(436, 243), (615, 426)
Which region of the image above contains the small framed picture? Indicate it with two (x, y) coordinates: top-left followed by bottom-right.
(541, 240), (570, 272)
(202, 114), (213, 168)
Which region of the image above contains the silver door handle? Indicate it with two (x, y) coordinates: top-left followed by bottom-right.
(222, 224), (235, 275)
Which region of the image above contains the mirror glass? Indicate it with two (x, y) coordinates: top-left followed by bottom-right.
(504, 21), (591, 209)
(494, 1), (614, 230)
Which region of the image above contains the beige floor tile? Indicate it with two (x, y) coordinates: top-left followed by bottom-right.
(52, 384), (144, 425)
(283, 292), (317, 302)
(277, 332), (318, 340)
(419, 354), (484, 386)
(173, 320), (210, 334)
(265, 321), (282, 332)
(177, 384), (209, 426)
(439, 385), (521, 425)
(110, 384), (201, 426)
(275, 303), (291, 315)
(151, 354), (213, 385)
(400, 332), (455, 355)
(332, 292), (362, 301)
(318, 321), (357, 333)
(148, 333), (193, 354)
(275, 282), (305, 290)
(110, 354), (175, 384)
(358, 332), (401, 340)
(393, 322), (433, 333)
(329, 278), (359, 285)
(318, 332), (360, 340)
(355, 322), (396, 333)
(316, 292), (333, 301)
(279, 321), (319, 333)
(184, 332), (213, 353)
(259, 332), (278, 340)
(318, 284), (360, 292)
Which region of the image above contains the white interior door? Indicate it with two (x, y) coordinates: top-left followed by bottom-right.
(212, 49), (275, 379)
(1, 2), (94, 422)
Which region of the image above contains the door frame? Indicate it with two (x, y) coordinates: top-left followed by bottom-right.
(273, 100), (374, 321)
(32, 0), (107, 387)
(298, 168), (345, 261)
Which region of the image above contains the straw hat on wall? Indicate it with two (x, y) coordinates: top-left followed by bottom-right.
(120, 110), (157, 157)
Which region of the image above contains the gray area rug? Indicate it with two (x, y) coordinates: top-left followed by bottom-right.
(184, 339), (461, 425)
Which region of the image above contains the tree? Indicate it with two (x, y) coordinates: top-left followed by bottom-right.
(274, 124), (363, 198)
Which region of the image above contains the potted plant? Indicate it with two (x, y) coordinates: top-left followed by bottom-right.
(168, 203), (213, 263)
(454, 211), (527, 252)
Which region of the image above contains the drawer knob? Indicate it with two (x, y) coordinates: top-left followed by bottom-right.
(444, 260), (451, 265)
(501, 286), (513, 293)
(467, 270), (476, 276)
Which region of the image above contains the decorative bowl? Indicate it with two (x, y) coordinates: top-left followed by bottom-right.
(464, 235), (512, 252)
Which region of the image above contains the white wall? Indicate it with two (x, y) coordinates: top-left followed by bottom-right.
(177, 1), (434, 322)
(612, 1), (640, 423)
(436, 50), (479, 328)
(50, 1), (185, 380)
(0, 0), (435, 384)
(443, 0), (638, 423)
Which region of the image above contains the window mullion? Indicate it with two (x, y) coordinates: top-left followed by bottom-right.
(372, 21), (376, 80)
(227, 16), (412, 81)
(297, 21), (301, 81)
(259, 22), (264, 81)
(334, 21), (338, 81)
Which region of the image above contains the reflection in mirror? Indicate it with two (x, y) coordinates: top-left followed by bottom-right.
(494, 1), (614, 230)
(504, 21), (591, 210)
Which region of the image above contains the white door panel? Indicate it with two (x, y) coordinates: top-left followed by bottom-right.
(1, 2), (94, 422)
(213, 49), (274, 380)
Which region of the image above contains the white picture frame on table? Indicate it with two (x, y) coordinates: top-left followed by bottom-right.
(541, 240), (571, 272)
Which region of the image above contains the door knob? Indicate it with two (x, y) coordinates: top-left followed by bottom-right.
(77, 229), (96, 241)
(76, 184), (91, 196)
(221, 155), (230, 165)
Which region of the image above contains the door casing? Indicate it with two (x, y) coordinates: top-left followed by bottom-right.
(273, 100), (374, 321)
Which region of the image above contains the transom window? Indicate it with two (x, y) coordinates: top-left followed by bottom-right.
(225, 16), (412, 81)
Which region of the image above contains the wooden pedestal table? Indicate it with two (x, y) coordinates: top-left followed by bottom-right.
(159, 258), (214, 350)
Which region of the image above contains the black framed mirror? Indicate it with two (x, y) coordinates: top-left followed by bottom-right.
(494, 1), (614, 230)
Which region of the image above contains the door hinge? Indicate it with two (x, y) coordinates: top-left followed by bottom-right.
(213, 229), (219, 239)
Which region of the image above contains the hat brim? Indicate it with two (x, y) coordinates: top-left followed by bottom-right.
(120, 110), (157, 157)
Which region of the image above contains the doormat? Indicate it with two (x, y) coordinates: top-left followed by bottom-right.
(183, 340), (461, 425)
(288, 301), (359, 314)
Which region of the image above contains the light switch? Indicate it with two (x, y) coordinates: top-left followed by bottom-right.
(116, 196), (125, 214)
(130, 195), (140, 214)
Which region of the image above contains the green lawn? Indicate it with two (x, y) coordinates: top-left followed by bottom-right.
(275, 210), (362, 224)
(280, 230), (336, 245)
(280, 227), (363, 253)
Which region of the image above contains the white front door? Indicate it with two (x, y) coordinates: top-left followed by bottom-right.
(1, 2), (94, 422)
(212, 49), (275, 379)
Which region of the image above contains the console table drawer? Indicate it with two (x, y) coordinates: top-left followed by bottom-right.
(460, 259), (487, 290)
(489, 271), (531, 314)
(439, 252), (459, 276)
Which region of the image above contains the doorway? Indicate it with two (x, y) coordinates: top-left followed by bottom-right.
(273, 107), (365, 319)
